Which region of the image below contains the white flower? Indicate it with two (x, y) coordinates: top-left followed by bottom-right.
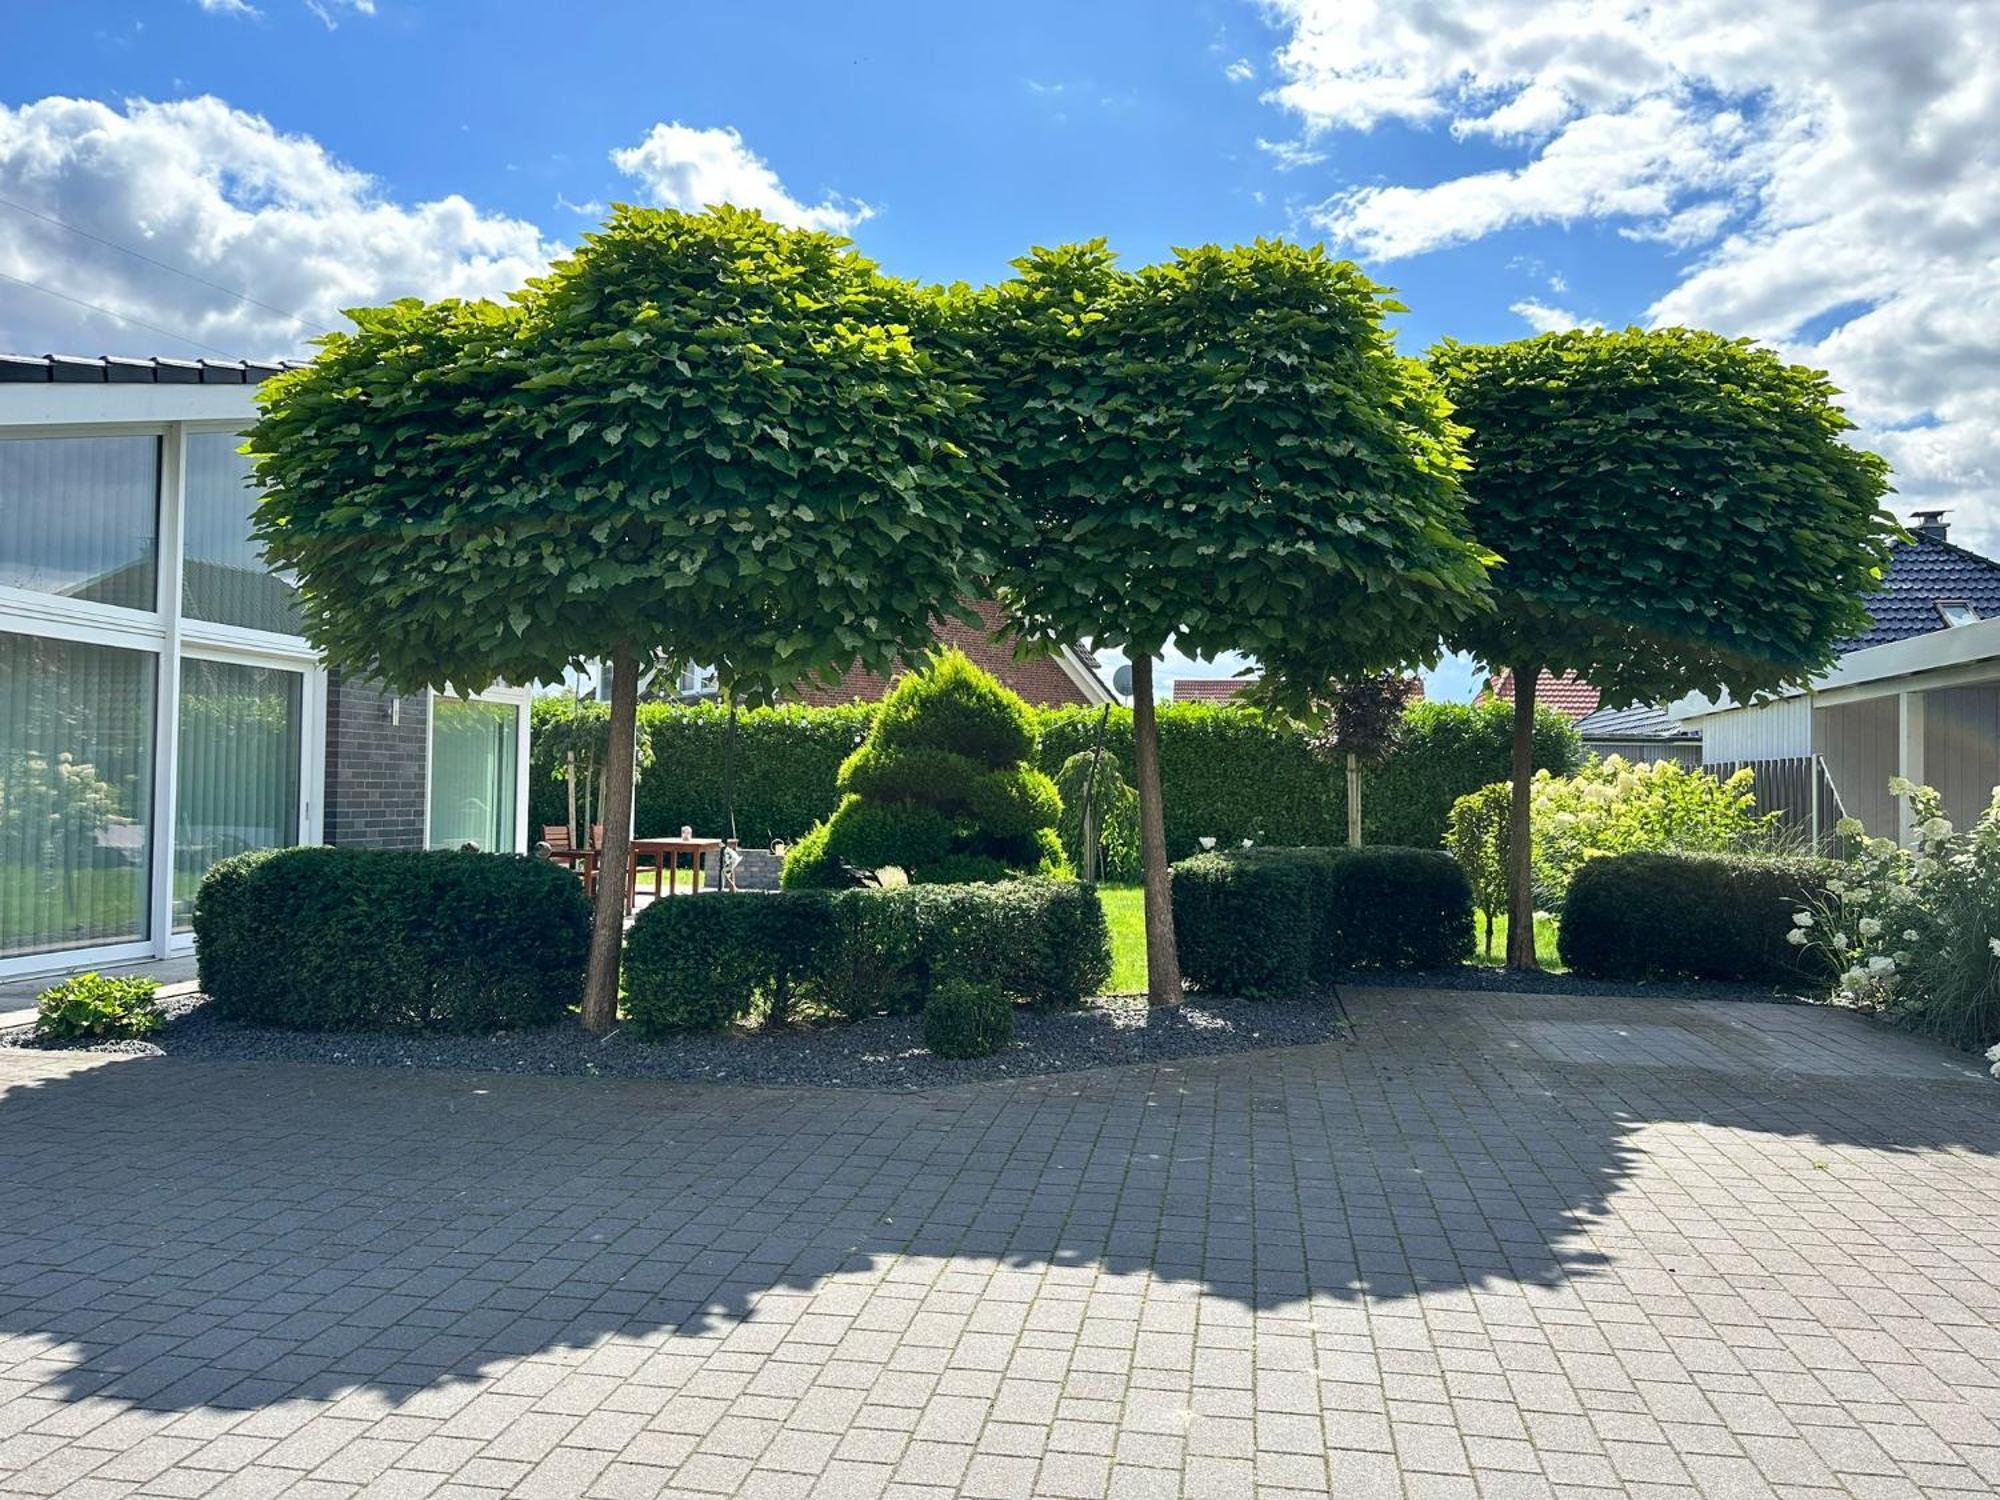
(1786, 929), (1808, 946)
(1858, 917), (1882, 939)
(1990, 937), (2000, 958)
(1889, 776), (1919, 798)
(1832, 932), (1849, 948)
(1835, 817), (1865, 838)
(1904, 929), (1920, 942)
(1985, 1042), (2000, 1062)
(1867, 955), (1896, 975)
(1921, 816), (1954, 841)
(1792, 912), (1814, 928)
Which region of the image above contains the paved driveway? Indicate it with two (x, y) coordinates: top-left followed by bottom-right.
(2, 990), (1998, 1499)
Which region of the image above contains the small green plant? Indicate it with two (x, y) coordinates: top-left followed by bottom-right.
(1446, 782), (1512, 959)
(922, 977), (1014, 1059)
(34, 972), (164, 1042)
(1054, 750), (1139, 882)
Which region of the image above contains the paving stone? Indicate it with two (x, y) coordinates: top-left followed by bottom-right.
(2, 989), (1998, 1497)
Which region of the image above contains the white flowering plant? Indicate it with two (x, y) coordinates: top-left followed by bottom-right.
(1793, 777), (2000, 1058)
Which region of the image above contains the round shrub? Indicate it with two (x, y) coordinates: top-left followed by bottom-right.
(778, 818), (841, 890)
(873, 651), (1036, 765)
(623, 891), (835, 1035)
(923, 977), (1014, 1059)
(823, 796), (955, 873)
(966, 767), (1062, 839)
(194, 847), (589, 1032)
(837, 743), (983, 807)
(1559, 851), (1836, 984)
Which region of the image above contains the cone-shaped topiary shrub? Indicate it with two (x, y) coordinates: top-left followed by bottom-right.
(782, 650), (1068, 887)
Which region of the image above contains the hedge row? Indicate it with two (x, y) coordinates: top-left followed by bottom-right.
(194, 847), (591, 1031)
(531, 697), (1582, 858)
(621, 879), (1112, 1036)
(1172, 846), (1474, 999)
(1558, 851), (1837, 985)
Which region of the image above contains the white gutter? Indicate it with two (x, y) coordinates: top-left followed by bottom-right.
(1672, 616), (2000, 721)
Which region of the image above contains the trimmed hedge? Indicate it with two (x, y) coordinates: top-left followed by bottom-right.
(923, 978), (1013, 1059)
(193, 847), (590, 1031)
(620, 879), (1112, 1035)
(531, 697), (1583, 857)
(1172, 846), (1475, 999)
(1558, 851), (1838, 984)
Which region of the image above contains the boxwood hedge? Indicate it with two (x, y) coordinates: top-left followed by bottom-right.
(621, 878), (1112, 1035)
(1172, 846), (1475, 999)
(193, 847), (590, 1031)
(1558, 851), (1838, 984)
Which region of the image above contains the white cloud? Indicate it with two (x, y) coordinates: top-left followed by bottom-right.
(0, 95), (556, 360)
(1256, 137), (1326, 172)
(610, 122), (872, 234)
(305, 0), (374, 26)
(1224, 58), (1255, 84)
(1261, 0), (2000, 547)
(196, 0), (259, 17)
(1509, 299), (1599, 334)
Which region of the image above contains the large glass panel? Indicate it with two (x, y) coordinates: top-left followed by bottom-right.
(0, 436), (160, 609)
(182, 431), (302, 635)
(173, 658), (302, 930)
(0, 632), (155, 958)
(430, 698), (519, 853)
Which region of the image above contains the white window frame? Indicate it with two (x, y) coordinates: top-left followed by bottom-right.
(0, 405), (326, 982)
(422, 684), (532, 855)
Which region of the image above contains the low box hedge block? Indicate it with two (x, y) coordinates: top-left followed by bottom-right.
(1172, 845), (1475, 999)
(1558, 851), (1838, 984)
(621, 878), (1112, 1035)
(193, 847), (590, 1032)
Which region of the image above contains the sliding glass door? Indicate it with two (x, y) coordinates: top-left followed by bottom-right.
(430, 698), (520, 853)
(173, 657), (304, 929)
(0, 632), (157, 960)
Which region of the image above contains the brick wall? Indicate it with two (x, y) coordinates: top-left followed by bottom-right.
(324, 671), (431, 849)
(785, 601), (1099, 707)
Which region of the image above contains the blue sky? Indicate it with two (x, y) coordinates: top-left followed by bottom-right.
(2, 0), (1992, 698)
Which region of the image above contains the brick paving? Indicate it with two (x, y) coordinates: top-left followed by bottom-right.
(2, 988), (1998, 1498)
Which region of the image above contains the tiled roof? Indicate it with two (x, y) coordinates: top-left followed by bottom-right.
(1575, 702), (1696, 742)
(1484, 668), (1601, 721)
(1839, 533), (2000, 652)
(0, 353), (301, 384)
(1171, 676), (1257, 702)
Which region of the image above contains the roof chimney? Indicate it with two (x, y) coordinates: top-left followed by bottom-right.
(1912, 509), (1949, 541)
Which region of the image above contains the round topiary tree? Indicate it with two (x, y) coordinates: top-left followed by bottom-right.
(781, 650), (1066, 887)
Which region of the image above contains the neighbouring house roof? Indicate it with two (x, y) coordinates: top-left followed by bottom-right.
(1575, 702), (1697, 743)
(1171, 676), (1258, 702)
(1483, 668), (1601, 722)
(0, 353), (302, 384)
(1838, 531), (2000, 652)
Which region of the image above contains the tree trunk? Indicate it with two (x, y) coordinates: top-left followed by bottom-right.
(581, 641), (639, 1033)
(1345, 751), (1362, 847)
(565, 750), (578, 850)
(1505, 665), (1541, 971)
(1131, 654), (1183, 1006)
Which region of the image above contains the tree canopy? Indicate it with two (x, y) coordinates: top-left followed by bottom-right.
(1430, 327), (1899, 706)
(246, 204), (1008, 705)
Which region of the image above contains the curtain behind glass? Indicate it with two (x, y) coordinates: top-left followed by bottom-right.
(173, 658), (302, 930)
(182, 432), (302, 635)
(430, 699), (519, 853)
(0, 436), (160, 610)
(0, 632), (156, 958)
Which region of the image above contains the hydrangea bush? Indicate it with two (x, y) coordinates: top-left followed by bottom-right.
(1792, 778), (2000, 1064)
(1529, 757), (1775, 905)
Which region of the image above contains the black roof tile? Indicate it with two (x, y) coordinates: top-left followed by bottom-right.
(0, 353), (303, 384)
(1841, 534), (2000, 652)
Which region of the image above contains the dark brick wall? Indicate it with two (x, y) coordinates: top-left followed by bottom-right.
(324, 671), (430, 849)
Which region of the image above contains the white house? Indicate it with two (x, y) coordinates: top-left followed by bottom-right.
(0, 354), (532, 983)
(1672, 513), (2000, 844)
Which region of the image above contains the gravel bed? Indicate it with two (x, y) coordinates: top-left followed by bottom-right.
(0, 991), (1349, 1090)
(1338, 965), (1817, 1004)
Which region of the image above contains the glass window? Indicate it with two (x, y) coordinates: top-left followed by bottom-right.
(0, 436), (160, 609)
(430, 698), (520, 853)
(173, 658), (303, 930)
(0, 632), (156, 957)
(182, 432), (301, 635)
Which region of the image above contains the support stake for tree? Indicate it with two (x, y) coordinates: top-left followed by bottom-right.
(581, 640), (639, 1033)
(1130, 653), (1183, 1006)
(1505, 664), (1541, 972)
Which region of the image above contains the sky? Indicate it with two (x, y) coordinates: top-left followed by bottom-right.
(2, 0), (1994, 701)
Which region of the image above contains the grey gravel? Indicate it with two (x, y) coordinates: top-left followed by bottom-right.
(0, 990), (1349, 1089)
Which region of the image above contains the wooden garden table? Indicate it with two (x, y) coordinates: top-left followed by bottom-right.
(626, 837), (724, 911)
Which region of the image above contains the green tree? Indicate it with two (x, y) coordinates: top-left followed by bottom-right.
(248, 205), (1006, 1030)
(780, 650), (1064, 887)
(1431, 328), (1897, 968)
(970, 239), (1492, 1003)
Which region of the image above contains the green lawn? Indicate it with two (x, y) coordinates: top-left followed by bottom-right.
(1094, 882), (1565, 987)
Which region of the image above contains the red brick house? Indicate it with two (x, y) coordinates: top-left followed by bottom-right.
(1481, 668), (1600, 722)
(782, 601), (1114, 707)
